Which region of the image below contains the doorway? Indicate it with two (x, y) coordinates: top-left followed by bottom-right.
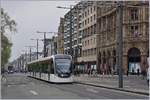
(128, 47), (141, 74)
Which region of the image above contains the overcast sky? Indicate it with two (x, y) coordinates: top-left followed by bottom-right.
(1, 0), (79, 62)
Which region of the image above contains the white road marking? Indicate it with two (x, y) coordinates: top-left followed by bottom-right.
(29, 90), (38, 95)
(86, 88), (99, 93)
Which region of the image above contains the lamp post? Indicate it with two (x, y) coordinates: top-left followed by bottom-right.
(21, 50), (28, 72)
(25, 46), (36, 62)
(37, 31), (55, 57)
(57, 5), (73, 57)
(31, 39), (39, 59)
(31, 38), (43, 59)
(96, 1), (123, 88)
(116, 1), (123, 88)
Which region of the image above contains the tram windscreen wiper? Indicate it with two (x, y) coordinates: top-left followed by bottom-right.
(56, 65), (70, 73)
(56, 60), (71, 74)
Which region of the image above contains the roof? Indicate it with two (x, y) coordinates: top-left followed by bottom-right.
(27, 56), (52, 65)
(27, 54), (72, 65)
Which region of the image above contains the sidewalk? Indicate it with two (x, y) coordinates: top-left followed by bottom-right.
(73, 74), (149, 95)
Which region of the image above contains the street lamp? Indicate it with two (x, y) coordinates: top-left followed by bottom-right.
(21, 49), (28, 72)
(116, 1), (123, 88)
(37, 31), (55, 57)
(57, 5), (73, 57)
(31, 38), (43, 59)
(25, 46), (36, 62)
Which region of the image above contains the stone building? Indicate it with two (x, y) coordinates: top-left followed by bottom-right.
(57, 17), (64, 54)
(96, 1), (149, 74)
(77, 1), (98, 72)
(64, 3), (83, 64)
(46, 37), (58, 56)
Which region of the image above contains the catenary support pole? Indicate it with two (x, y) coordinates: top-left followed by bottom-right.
(116, 1), (123, 88)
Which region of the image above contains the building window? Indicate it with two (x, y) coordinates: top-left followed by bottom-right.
(91, 26), (93, 34)
(82, 51), (84, 56)
(85, 29), (87, 37)
(94, 6), (96, 11)
(85, 20), (87, 25)
(130, 9), (138, 20)
(88, 27), (90, 36)
(82, 13), (84, 19)
(94, 37), (96, 44)
(94, 24), (96, 34)
(82, 22), (84, 27)
(85, 11), (87, 17)
(91, 49), (93, 55)
(94, 14), (96, 21)
(91, 16), (92, 22)
(94, 48), (96, 54)
(130, 25), (138, 37)
(85, 50), (87, 56)
(85, 41), (87, 46)
(82, 42), (84, 47)
(88, 18), (89, 24)
(91, 7), (92, 13)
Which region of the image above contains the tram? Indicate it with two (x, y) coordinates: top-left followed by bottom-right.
(27, 54), (73, 83)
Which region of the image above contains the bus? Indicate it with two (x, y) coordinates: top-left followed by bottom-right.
(27, 54), (73, 83)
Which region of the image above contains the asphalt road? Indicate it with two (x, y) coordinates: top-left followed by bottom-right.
(1, 73), (149, 99)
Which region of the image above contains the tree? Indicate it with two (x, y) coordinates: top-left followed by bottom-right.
(1, 8), (17, 67)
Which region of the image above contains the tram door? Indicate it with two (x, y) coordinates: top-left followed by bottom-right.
(49, 60), (54, 81)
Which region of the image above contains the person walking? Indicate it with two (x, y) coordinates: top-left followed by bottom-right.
(137, 68), (140, 76)
(141, 70), (146, 79)
(126, 70), (129, 77)
(147, 67), (149, 86)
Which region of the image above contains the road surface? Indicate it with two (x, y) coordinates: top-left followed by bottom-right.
(1, 73), (149, 99)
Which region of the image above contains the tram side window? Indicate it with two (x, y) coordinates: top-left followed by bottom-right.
(35, 63), (38, 72)
(29, 65), (32, 72)
(41, 63), (44, 73)
(39, 63), (42, 73)
(45, 63), (48, 73)
(36, 63), (40, 72)
(50, 60), (54, 74)
(31, 64), (34, 72)
(47, 62), (50, 73)
(30, 65), (32, 72)
(33, 63), (36, 72)
(41, 63), (48, 73)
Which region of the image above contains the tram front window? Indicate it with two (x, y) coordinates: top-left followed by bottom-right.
(55, 59), (71, 78)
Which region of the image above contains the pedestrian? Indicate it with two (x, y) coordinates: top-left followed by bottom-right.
(137, 68), (140, 76)
(111, 68), (114, 76)
(91, 68), (94, 75)
(88, 68), (90, 75)
(126, 70), (129, 77)
(141, 70), (146, 79)
(147, 67), (149, 86)
(132, 68), (134, 75)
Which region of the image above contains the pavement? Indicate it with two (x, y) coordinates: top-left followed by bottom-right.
(73, 74), (150, 95)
